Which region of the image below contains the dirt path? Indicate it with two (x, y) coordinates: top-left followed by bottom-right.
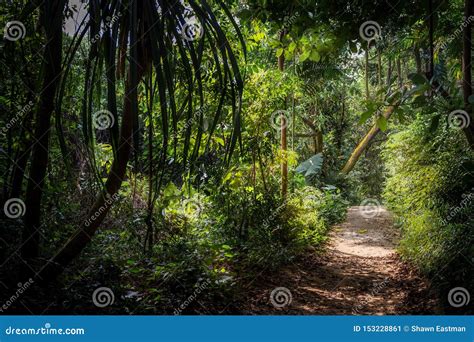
(241, 206), (440, 314)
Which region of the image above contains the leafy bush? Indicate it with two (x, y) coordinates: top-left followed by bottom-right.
(208, 173), (347, 270)
(382, 113), (474, 312)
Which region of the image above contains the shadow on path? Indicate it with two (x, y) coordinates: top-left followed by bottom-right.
(240, 206), (440, 314)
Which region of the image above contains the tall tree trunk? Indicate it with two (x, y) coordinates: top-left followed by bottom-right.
(21, 0), (66, 273)
(414, 46), (422, 74)
(365, 43), (370, 100)
(377, 48), (382, 88)
(9, 141), (32, 199)
(386, 58), (393, 90)
(462, 0), (474, 148)
(397, 58), (403, 89)
(9, 100), (36, 199)
(341, 102), (400, 174)
(37, 0), (145, 281)
(428, 0), (435, 79)
(278, 31), (288, 198)
(315, 131), (323, 154)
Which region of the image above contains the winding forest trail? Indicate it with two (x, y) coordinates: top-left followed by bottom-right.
(241, 206), (440, 314)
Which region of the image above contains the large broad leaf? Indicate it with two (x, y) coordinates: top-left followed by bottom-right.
(295, 153), (324, 177)
(408, 72), (428, 85)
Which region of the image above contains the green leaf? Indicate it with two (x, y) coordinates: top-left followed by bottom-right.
(429, 115), (441, 132)
(349, 41), (358, 53)
(376, 116), (388, 132)
(408, 73), (427, 85)
(288, 42), (297, 53)
(387, 90), (402, 103)
(309, 50), (320, 62)
(300, 49), (310, 62)
(296, 153), (324, 177)
(276, 48), (284, 57)
(358, 110), (373, 125)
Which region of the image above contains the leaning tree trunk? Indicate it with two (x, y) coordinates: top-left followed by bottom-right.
(21, 0), (66, 273)
(341, 102), (400, 174)
(37, 63), (144, 282)
(462, 0), (474, 148)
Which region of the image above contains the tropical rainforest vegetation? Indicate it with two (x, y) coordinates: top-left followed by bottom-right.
(0, 0), (472, 314)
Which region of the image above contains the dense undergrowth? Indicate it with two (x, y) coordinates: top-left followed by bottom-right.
(51, 179), (347, 313)
(1, 0), (473, 316)
(383, 112), (474, 313)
